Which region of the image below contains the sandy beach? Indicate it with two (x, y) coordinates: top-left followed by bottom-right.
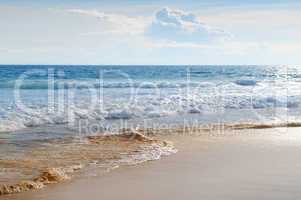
(4, 127), (301, 200)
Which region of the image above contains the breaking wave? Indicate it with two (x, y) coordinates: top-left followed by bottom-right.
(0, 93), (300, 133)
(0, 130), (177, 196)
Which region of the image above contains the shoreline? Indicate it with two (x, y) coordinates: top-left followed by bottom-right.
(0, 130), (177, 196)
(4, 126), (301, 200)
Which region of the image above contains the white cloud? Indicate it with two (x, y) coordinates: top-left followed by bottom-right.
(66, 7), (231, 44)
(147, 7), (232, 44)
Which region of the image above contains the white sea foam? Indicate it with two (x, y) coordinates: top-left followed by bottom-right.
(0, 90), (300, 133)
(0, 92), (299, 133)
(1, 69), (301, 133)
(120, 142), (178, 165)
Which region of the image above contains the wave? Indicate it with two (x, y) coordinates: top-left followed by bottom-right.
(0, 80), (207, 90)
(105, 110), (134, 120)
(235, 79), (257, 86)
(132, 121), (301, 138)
(0, 130), (177, 196)
(228, 122), (301, 130)
(0, 93), (300, 133)
(2, 120), (301, 196)
(0, 166), (80, 196)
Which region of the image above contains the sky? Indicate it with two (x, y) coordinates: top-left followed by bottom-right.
(0, 0), (300, 65)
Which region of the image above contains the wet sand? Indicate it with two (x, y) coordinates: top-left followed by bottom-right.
(5, 127), (301, 200)
(0, 131), (176, 196)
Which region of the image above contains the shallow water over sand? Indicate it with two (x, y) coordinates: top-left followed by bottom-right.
(2, 122), (301, 196)
(7, 127), (301, 200)
(0, 130), (176, 196)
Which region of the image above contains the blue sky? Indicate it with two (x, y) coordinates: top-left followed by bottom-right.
(0, 0), (300, 65)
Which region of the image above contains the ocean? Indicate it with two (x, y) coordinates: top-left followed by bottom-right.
(0, 65), (300, 134)
(1, 65), (301, 195)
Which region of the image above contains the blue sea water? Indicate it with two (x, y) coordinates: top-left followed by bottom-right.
(0, 65), (301, 137)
